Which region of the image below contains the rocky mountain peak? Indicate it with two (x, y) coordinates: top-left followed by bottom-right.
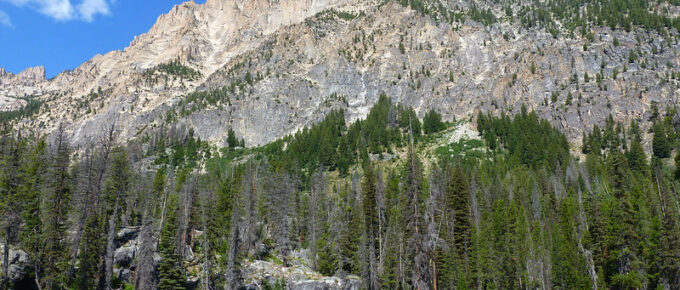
(0, 66), (46, 85)
(17, 66), (46, 82)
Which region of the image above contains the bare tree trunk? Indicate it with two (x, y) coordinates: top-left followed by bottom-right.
(134, 208), (157, 290)
(179, 174), (195, 264)
(68, 151), (95, 283)
(158, 173), (172, 242)
(225, 211), (241, 290)
(69, 125), (115, 283)
(34, 260), (43, 290)
(376, 170), (386, 274)
(199, 192), (211, 290)
(368, 239), (379, 290)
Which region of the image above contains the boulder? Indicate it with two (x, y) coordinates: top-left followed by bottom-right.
(289, 277), (361, 290)
(116, 226), (141, 245)
(0, 244), (31, 286)
(114, 242), (138, 267)
(114, 268), (133, 283)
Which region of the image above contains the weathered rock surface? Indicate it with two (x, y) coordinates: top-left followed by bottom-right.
(241, 260), (361, 290)
(105, 226), (354, 289)
(0, 244), (30, 285)
(1, 0), (677, 153)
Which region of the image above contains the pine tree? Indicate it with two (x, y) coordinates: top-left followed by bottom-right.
(653, 123), (671, 158)
(552, 196), (592, 289)
(316, 221), (338, 276)
(75, 214), (104, 290)
(403, 125), (430, 288)
(675, 152), (680, 181)
(0, 135), (25, 290)
(43, 124), (72, 289)
(449, 164), (472, 287)
(423, 109), (445, 134)
(103, 148), (132, 289)
(627, 135), (647, 174)
(340, 184), (362, 275)
(158, 194), (186, 290)
(227, 128), (238, 148)
(659, 205), (680, 288)
(607, 151), (643, 288)
(361, 163), (379, 289)
(19, 136), (47, 287)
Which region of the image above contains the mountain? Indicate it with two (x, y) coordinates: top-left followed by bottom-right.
(1, 0), (678, 152)
(1, 1), (680, 288)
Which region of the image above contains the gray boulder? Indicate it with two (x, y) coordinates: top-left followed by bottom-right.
(289, 277), (361, 290)
(114, 242), (138, 267)
(0, 244), (30, 284)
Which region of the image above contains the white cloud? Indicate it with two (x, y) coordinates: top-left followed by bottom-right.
(0, 10), (11, 26)
(0, 0), (111, 21)
(77, 0), (108, 22)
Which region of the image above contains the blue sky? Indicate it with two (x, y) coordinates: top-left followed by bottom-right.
(0, 0), (206, 78)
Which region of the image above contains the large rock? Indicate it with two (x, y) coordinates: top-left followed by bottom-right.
(289, 277), (361, 290)
(0, 244), (30, 284)
(241, 259), (361, 290)
(116, 226), (140, 245)
(114, 242), (138, 268)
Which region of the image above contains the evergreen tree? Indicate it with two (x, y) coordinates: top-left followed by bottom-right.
(551, 196), (592, 289)
(403, 129), (430, 288)
(43, 125), (72, 289)
(103, 148), (132, 289)
(0, 135), (25, 290)
(361, 163), (379, 289)
(75, 214), (103, 290)
(659, 203), (680, 288)
(158, 194), (186, 290)
(227, 128), (238, 148)
(607, 151), (643, 288)
(19, 136), (47, 287)
(340, 182), (362, 275)
(315, 222), (338, 276)
(423, 109), (445, 134)
(653, 123), (671, 158)
(675, 152), (680, 181)
(627, 135), (647, 174)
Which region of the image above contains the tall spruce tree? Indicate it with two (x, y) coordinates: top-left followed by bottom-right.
(0, 135), (25, 290)
(158, 194), (186, 290)
(653, 123), (671, 159)
(19, 136), (47, 288)
(361, 163), (379, 289)
(43, 124), (72, 289)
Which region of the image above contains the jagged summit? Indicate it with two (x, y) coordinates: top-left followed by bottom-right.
(0, 66), (46, 85)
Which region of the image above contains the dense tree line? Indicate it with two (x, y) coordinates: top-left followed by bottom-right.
(0, 99), (44, 125)
(0, 98), (679, 289)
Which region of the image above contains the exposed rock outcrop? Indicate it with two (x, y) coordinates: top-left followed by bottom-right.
(0, 244), (30, 286)
(1, 0), (677, 153)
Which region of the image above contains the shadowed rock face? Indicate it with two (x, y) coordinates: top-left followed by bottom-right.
(2, 0), (678, 152)
(0, 244), (30, 287)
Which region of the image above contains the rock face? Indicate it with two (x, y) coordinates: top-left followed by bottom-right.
(241, 249), (362, 290)
(0, 66), (47, 111)
(0, 244), (30, 286)
(1, 0), (678, 151)
(2, 0), (357, 145)
(105, 227), (359, 288)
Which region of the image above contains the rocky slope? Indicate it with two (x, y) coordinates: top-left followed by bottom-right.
(1, 226), (362, 289)
(1, 0), (679, 151)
